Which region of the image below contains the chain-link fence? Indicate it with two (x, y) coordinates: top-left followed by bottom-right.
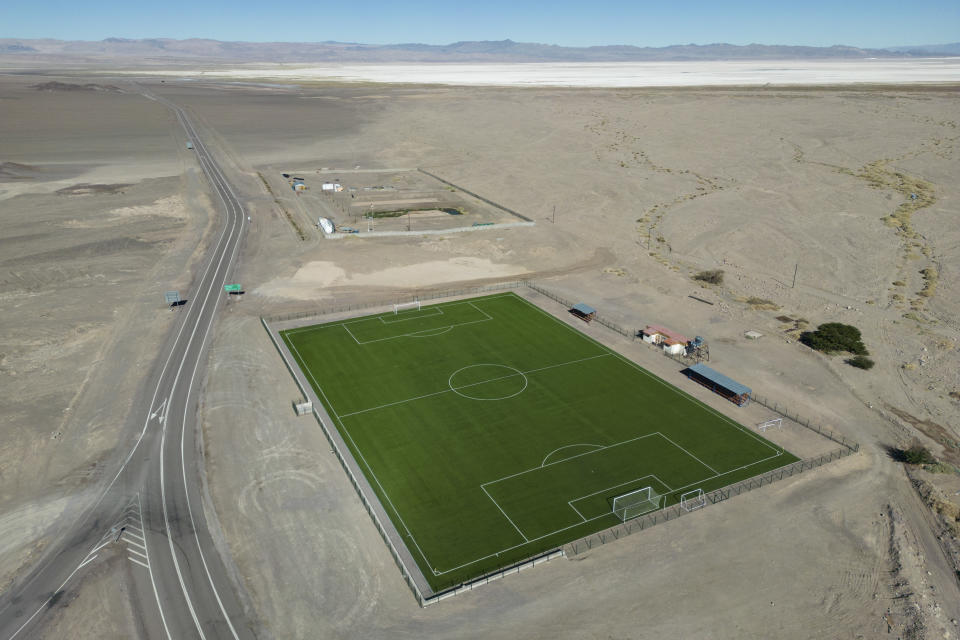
(262, 281), (862, 604)
(263, 280), (527, 324)
(566, 444), (858, 556)
(751, 393), (858, 451)
(524, 281), (636, 339)
(417, 168), (534, 222)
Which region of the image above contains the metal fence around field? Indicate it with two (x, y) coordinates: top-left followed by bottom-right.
(262, 280), (528, 325)
(261, 279), (862, 604)
(565, 444), (857, 556)
(751, 393), (859, 452)
(524, 281), (636, 339)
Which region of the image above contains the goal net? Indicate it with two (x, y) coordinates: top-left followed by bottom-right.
(611, 486), (662, 521)
(680, 488), (706, 512)
(393, 300), (421, 314)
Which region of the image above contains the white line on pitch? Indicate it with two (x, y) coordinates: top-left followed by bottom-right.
(656, 431), (719, 475)
(339, 353), (612, 418)
(481, 486), (529, 542)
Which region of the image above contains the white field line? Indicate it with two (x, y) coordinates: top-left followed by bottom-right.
(512, 294), (785, 456)
(480, 486), (529, 543)
(482, 433), (660, 488)
(282, 295), (514, 336)
(129, 556), (150, 569)
(346, 317), (492, 345)
(568, 474), (673, 506)
(378, 307), (444, 324)
(339, 353), (611, 419)
(286, 294), (795, 579)
(287, 338), (437, 572)
(404, 326), (454, 338)
(435, 449), (789, 578)
(656, 432), (719, 475)
(540, 443), (603, 467)
(341, 323), (362, 345)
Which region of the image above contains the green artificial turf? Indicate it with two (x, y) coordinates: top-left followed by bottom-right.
(281, 292), (798, 592)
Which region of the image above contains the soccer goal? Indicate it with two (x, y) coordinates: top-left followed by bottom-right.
(757, 417), (783, 432)
(393, 300), (421, 314)
(612, 486), (663, 521)
(680, 488), (706, 512)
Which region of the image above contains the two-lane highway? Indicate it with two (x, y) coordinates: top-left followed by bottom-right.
(0, 91), (253, 639)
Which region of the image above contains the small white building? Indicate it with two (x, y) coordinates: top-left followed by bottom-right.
(321, 182), (343, 192)
(641, 324), (690, 355)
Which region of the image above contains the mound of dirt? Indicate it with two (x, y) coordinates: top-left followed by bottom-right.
(55, 183), (132, 196)
(0, 162), (42, 180)
(31, 81), (123, 93)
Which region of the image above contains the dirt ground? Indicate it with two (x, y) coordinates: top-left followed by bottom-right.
(2, 73), (959, 638)
(174, 81), (959, 638)
(0, 74), (217, 634)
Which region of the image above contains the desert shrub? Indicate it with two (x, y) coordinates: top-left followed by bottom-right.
(902, 445), (936, 465)
(799, 322), (868, 356)
(846, 355), (875, 370)
(693, 269), (724, 285)
(746, 297), (780, 310)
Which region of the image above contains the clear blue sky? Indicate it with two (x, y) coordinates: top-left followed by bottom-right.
(2, 0), (957, 48)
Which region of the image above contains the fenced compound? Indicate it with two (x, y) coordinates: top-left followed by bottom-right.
(417, 168), (534, 223)
(261, 279), (861, 606)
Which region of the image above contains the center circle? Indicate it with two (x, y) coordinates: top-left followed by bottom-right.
(448, 364), (528, 401)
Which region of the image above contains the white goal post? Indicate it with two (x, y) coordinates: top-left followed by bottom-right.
(393, 300), (421, 314)
(612, 486), (662, 521)
(680, 488), (706, 512)
(757, 417), (783, 432)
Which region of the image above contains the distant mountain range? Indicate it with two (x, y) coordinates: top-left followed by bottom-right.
(2, 37), (959, 63)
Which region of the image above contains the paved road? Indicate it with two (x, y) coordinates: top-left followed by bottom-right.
(0, 93), (252, 639)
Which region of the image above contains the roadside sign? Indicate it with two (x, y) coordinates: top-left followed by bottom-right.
(223, 284), (242, 293)
(164, 291), (180, 305)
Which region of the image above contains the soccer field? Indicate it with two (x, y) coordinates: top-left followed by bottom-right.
(281, 292), (799, 591)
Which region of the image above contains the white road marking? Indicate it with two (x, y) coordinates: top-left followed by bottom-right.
(129, 556), (150, 569)
(128, 547), (148, 559)
(78, 554), (98, 569)
(123, 538), (146, 551)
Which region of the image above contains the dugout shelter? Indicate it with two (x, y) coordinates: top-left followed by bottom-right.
(569, 303), (597, 323)
(683, 362), (752, 406)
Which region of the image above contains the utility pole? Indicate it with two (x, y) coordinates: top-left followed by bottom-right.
(792, 263), (799, 288)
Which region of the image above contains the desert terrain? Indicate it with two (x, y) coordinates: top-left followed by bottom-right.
(1, 70), (959, 638)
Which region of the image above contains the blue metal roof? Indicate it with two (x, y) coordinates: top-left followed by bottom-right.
(686, 363), (751, 396)
(572, 303), (596, 315)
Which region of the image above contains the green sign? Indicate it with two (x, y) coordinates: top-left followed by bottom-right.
(224, 284), (242, 292)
